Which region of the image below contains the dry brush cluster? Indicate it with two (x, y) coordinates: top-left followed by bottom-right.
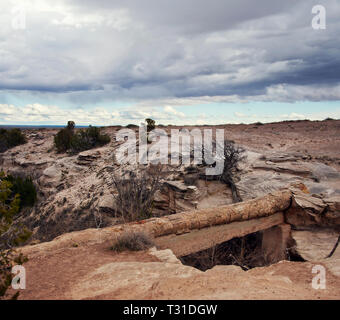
(111, 164), (167, 222)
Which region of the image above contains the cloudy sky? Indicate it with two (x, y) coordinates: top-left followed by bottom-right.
(0, 0), (340, 125)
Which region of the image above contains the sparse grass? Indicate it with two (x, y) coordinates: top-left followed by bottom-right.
(110, 231), (155, 252)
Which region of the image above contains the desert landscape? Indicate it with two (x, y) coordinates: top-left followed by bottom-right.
(1, 0), (340, 304)
(1, 119), (340, 300)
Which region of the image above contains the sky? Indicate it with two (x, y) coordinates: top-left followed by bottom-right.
(0, 0), (340, 126)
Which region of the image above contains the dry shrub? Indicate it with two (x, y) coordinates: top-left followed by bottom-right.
(111, 231), (154, 252)
(180, 232), (263, 271)
(205, 140), (246, 203)
(112, 164), (167, 222)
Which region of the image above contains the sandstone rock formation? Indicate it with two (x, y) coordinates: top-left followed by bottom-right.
(1, 121), (339, 243)
(1, 121), (340, 300)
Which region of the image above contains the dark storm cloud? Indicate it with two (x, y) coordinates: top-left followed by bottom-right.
(0, 0), (340, 102)
(71, 0), (293, 34)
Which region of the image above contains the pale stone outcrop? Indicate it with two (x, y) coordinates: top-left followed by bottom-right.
(4, 122), (340, 300)
(291, 229), (340, 277)
(2, 125), (339, 242)
(286, 186), (340, 228)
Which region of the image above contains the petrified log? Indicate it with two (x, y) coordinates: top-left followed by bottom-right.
(20, 189), (292, 257)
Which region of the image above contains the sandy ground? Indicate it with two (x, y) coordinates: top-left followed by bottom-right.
(177, 119), (340, 169)
(8, 241), (340, 300)
(9, 242), (160, 300)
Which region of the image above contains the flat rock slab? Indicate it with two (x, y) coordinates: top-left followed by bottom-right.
(15, 244), (340, 300)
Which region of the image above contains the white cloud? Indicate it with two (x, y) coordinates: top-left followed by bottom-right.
(0, 103), (189, 125)
(164, 106), (185, 118)
(0, 0), (340, 125)
(234, 112), (246, 118)
(1, 103), (339, 126)
(279, 112), (306, 120)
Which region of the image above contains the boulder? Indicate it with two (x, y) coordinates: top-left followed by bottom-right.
(286, 188), (340, 228)
(43, 165), (62, 179)
(77, 150), (101, 166)
(164, 180), (188, 192)
(98, 194), (115, 213)
(291, 230), (336, 260)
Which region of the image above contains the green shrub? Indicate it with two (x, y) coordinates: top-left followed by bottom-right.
(2, 174), (37, 209)
(0, 173), (30, 299)
(70, 125), (110, 153)
(54, 127), (73, 153)
(0, 128), (27, 153)
(145, 118), (156, 144)
(54, 122), (110, 153)
(111, 232), (154, 252)
(126, 124), (139, 129)
(145, 118), (155, 133)
(66, 121), (75, 130)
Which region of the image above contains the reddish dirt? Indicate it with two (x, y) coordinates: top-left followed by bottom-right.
(8, 242), (160, 300)
(7, 243), (340, 300)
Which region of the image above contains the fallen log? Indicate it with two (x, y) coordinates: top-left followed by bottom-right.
(20, 189), (292, 258)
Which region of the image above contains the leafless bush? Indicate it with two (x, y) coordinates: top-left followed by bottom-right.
(111, 231), (154, 252)
(204, 140), (246, 203)
(219, 140), (246, 202)
(112, 164), (167, 222)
